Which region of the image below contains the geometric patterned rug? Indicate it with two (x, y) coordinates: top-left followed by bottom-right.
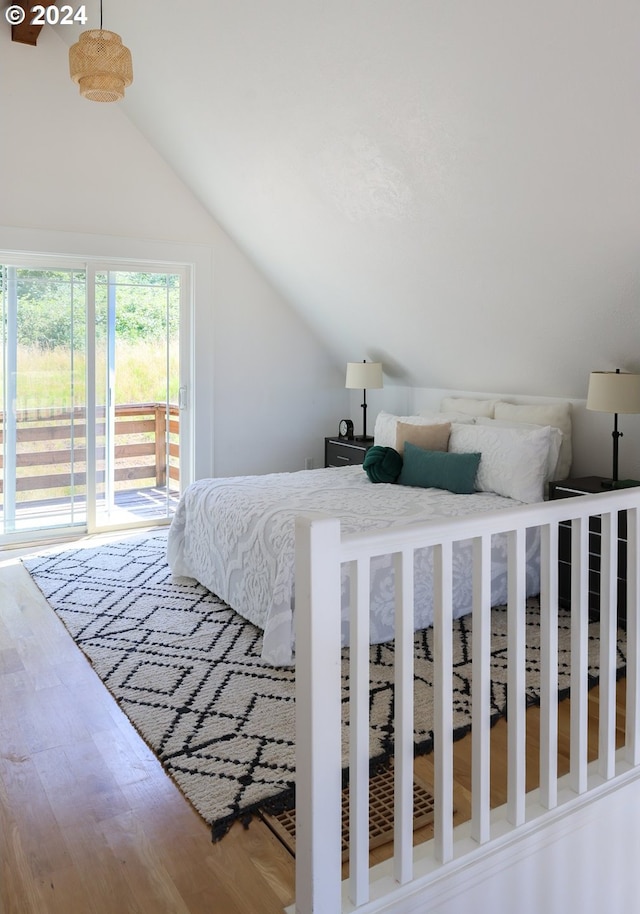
(23, 531), (627, 841)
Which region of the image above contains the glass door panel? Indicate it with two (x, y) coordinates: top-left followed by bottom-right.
(0, 265), (86, 537)
(93, 270), (181, 529)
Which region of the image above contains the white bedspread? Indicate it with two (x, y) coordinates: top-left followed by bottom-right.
(167, 465), (540, 665)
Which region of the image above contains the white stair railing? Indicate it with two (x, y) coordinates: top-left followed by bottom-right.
(292, 487), (640, 914)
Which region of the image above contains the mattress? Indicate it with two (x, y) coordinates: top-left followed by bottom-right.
(167, 465), (540, 665)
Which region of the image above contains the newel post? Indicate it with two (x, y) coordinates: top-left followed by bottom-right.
(294, 516), (343, 914)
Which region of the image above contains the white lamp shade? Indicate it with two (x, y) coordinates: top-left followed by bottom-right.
(345, 361), (383, 390)
(586, 371), (640, 414)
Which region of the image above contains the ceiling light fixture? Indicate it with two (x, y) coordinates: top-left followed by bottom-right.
(69, 0), (133, 102)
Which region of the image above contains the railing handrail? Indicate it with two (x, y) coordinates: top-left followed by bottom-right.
(1, 402), (180, 423)
(340, 486), (639, 560)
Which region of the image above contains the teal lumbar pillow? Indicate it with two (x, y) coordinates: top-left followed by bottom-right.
(397, 442), (481, 494)
(363, 445), (403, 483)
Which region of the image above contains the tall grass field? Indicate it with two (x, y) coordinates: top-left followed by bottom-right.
(8, 341), (179, 411)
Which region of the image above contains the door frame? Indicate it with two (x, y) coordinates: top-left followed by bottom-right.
(87, 260), (193, 535)
(0, 250), (195, 547)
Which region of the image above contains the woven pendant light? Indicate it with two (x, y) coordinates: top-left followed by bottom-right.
(69, 2), (133, 102)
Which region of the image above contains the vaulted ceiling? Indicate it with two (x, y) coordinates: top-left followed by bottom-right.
(17, 0), (640, 397)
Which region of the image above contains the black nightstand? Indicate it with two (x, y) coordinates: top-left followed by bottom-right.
(549, 475), (638, 627)
(324, 437), (373, 468)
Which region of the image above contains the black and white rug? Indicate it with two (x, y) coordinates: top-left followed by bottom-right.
(23, 532), (627, 840)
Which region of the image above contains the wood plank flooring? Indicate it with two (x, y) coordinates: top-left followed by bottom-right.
(0, 557), (295, 914)
(1, 547), (625, 913)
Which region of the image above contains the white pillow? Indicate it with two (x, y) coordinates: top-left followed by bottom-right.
(440, 396), (499, 418)
(449, 423), (552, 503)
(373, 411), (454, 448)
(494, 401), (572, 479)
(474, 417), (563, 483)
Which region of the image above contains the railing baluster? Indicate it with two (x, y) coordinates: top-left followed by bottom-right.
(507, 528), (526, 827)
(570, 516), (589, 794)
(155, 403), (167, 486)
(471, 534), (491, 845)
(433, 540), (454, 864)
(294, 516), (342, 914)
(393, 549), (414, 886)
(599, 512), (618, 780)
(539, 523), (558, 809)
(626, 507), (640, 766)
(349, 558), (370, 907)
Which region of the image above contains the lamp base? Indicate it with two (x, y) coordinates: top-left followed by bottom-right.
(354, 435), (374, 443)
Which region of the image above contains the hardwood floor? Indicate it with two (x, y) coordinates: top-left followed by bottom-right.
(1, 547), (625, 913)
(0, 557), (295, 914)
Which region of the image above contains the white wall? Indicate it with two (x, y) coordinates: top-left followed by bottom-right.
(0, 27), (345, 479)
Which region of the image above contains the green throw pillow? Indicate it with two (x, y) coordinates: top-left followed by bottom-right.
(363, 445), (403, 483)
(397, 442), (481, 494)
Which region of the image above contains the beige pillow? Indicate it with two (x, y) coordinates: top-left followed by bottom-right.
(396, 421), (451, 456)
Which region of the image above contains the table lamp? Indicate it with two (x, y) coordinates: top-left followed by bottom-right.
(586, 369), (640, 487)
(345, 360), (383, 441)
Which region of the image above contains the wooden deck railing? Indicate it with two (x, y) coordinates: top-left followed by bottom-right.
(0, 403), (179, 500)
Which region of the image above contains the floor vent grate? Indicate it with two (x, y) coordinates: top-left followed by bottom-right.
(262, 765), (436, 860)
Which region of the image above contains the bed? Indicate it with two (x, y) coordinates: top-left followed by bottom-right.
(167, 399), (572, 666)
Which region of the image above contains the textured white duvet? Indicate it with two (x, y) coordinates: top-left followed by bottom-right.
(167, 465), (540, 665)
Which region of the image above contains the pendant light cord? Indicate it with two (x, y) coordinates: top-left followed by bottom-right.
(99, 0), (103, 29)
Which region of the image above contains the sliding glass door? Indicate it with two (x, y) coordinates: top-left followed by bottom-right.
(0, 258), (188, 543)
(92, 269), (182, 530)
